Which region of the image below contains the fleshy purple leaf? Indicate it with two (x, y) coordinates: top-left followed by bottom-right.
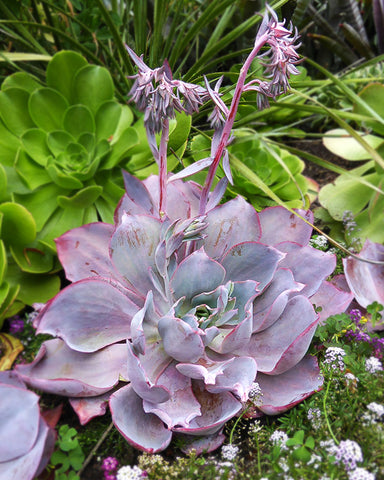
(279, 243), (336, 297)
(127, 341), (171, 404)
(343, 240), (384, 309)
(158, 315), (205, 363)
(257, 356), (323, 415)
(252, 268), (304, 332)
(237, 295), (318, 375)
(203, 197), (261, 259)
(310, 279), (353, 324)
(110, 384), (173, 453)
(110, 214), (162, 297)
(69, 393), (110, 425)
(173, 381), (241, 436)
(56, 222), (115, 282)
(259, 207), (313, 246)
(36, 278), (139, 352)
(0, 383), (40, 462)
(170, 249), (225, 302)
(143, 363), (201, 428)
(16, 339), (128, 397)
(221, 242), (284, 291)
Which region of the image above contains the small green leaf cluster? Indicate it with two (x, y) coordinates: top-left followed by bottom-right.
(50, 425), (85, 480)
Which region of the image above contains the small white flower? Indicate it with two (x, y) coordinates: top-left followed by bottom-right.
(335, 439), (363, 471)
(367, 402), (384, 419)
(365, 356), (383, 374)
(270, 430), (289, 450)
(221, 444), (239, 461)
(348, 467), (376, 480)
(116, 465), (144, 480)
(320, 439), (338, 456)
(324, 346), (346, 371)
(248, 381), (263, 405)
(307, 407), (322, 429)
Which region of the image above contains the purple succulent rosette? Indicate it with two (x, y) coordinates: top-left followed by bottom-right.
(0, 371), (55, 479)
(16, 173), (353, 453)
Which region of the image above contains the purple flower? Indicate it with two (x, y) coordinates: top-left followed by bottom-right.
(102, 456), (119, 472)
(126, 46), (208, 133)
(349, 309), (362, 324)
(8, 316), (24, 334)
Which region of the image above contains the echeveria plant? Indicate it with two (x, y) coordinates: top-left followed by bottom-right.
(15, 7), (352, 454)
(0, 371), (55, 479)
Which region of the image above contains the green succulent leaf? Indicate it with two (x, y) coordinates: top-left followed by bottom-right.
(73, 65), (114, 115)
(323, 128), (384, 161)
(15, 149), (52, 190)
(0, 118), (20, 167)
(63, 105), (95, 138)
(101, 127), (139, 170)
(46, 50), (88, 103)
(47, 130), (75, 156)
(0, 165), (7, 202)
(1, 72), (42, 93)
(0, 283), (20, 325)
(46, 159), (84, 190)
(0, 88), (34, 136)
(95, 101), (122, 141)
(28, 88), (68, 132)
(14, 184), (63, 232)
(0, 282), (10, 311)
(168, 112), (192, 152)
(0, 240), (7, 285)
(10, 243), (54, 274)
(6, 262), (60, 305)
(57, 185), (103, 209)
(21, 129), (51, 167)
(0, 202), (36, 245)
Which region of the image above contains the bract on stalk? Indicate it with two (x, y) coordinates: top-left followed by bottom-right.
(15, 6), (353, 455)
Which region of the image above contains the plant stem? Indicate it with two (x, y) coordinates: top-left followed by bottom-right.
(77, 421), (114, 477)
(322, 375), (339, 445)
(159, 118), (169, 218)
(198, 33), (269, 215)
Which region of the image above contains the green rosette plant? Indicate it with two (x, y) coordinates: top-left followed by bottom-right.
(188, 131), (317, 210)
(0, 166), (60, 327)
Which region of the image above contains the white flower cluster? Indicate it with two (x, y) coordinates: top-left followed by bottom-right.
(320, 439), (338, 456)
(362, 402), (384, 426)
(248, 381), (263, 406)
(269, 430), (289, 450)
(324, 346), (347, 371)
(221, 444), (239, 461)
(335, 440), (363, 471)
(348, 467), (376, 480)
(116, 465), (144, 480)
(365, 356), (383, 374)
(307, 407), (322, 429)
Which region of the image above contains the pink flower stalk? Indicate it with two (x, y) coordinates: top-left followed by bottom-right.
(198, 6), (301, 214)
